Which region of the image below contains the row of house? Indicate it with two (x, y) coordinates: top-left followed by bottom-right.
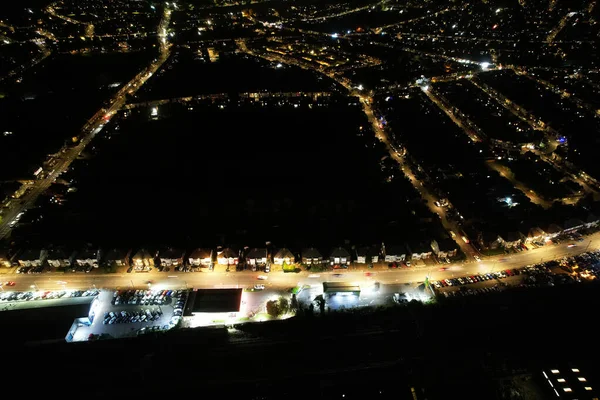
(469, 216), (599, 250)
(1, 238), (458, 270)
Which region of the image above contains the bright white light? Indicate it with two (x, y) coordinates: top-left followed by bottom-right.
(481, 62), (490, 70)
(331, 33), (338, 38)
(422, 85), (429, 92)
(357, 84), (363, 91)
(151, 107), (158, 116)
(276, 63), (282, 68)
(496, 8), (501, 13)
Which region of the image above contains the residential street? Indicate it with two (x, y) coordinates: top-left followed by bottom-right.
(2, 231), (597, 293)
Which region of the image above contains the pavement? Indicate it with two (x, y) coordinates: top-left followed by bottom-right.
(1, 231), (597, 294)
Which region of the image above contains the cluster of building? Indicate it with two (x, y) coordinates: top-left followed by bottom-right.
(0, 238), (460, 271)
(467, 215), (599, 251)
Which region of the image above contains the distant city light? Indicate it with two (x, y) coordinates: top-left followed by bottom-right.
(422, 85), (429, 92)
(357, 84), (363, 91)
(331, 33), (338, 38)
(276, 63), (283, 68)
(151, 107), (158, 117)
(496, 8), (502, 13)
(480, 62), (490, 70)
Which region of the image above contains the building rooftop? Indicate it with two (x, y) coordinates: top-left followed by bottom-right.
(190, 288), (242, 313)
(0, 296), (94, 344)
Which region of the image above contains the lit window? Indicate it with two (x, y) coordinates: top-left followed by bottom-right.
(557, 379), (566, 383)
(563, 388), (572, 392)
(572, 369), (580, 373)
(584, 386), (592, 391)
(579, 377), (587, 382)
(551, 370), (560, 374)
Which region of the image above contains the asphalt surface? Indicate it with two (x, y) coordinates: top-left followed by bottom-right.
(2, 231), (597, 293)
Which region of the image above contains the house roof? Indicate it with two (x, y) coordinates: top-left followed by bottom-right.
(406, 241), (430, 254)
(0, 249), (12, 261)
(545, 223), (563, 234)
(18, 249), (42, 261)
(437, 238), (457, 252)
(133, 248), (154, 260)
(505, 231), (524, 242)
(302, 247), (322, 259)
(563, 218), (585, 230)
(46, 248), (70, 260)
(482, 231), (500, 243)
(76, 248), (98, 259)
(105, 248), (128, 261)
(218, 248), (238, 258)
(189, 248), (212, 259)
(273, 248), (294, 259)
(527, 227), (545, 238)
(159, 248), (184, 259)
(329, 247), (350, 258)
(387, 245), (406, 256)
(246, 248), (267, 259)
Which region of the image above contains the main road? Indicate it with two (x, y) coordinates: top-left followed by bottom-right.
(5, 231), (599, 293)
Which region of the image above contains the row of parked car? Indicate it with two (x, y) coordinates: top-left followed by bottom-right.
(442, 286), (503, 297)
(16, 265), (45, 274)
(173, 291), (188, 317)
(0, 289), (98, 302)
(432, 269), (521, 288)
(103, 308), (163, 325)
(112, 289), (177, 306)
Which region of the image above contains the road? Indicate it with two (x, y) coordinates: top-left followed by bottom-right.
(6, 231), (598, 294)
(0, 6), (173, 241)
(236, 38), (478, 259)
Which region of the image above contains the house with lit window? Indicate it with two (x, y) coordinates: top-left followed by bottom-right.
(158, 247), (185, 268)
(430, 238), (458, 259)
(406, 241), (433, 260)
(46, 247), (73, 268)
(273, 248), (295, 265)
(104, 248), (129, 268)
(356, 245), (380, 264)
(132, 248), (155, 269)
(384, 245), (406, 262)
(329, 247), (351, 266)
(217, 247), (238, 266)
(189, 248), (213, 267)
(301, 248), (323, 265)
(246, 248), (268, 267)
(0, 249), (14, 268)
(74, 247), (100, 268)
(17, 248), (46, 267)
(526, 227), (546, 243)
